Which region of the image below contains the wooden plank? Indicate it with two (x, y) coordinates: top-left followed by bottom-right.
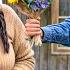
(56, 56), (68, 70)
(40, 44), (48, 70)
(59, 16), (68, 19)
(47, 45), (57, 70)
(59, 0), (70, 16)
(68, 56), (70, 70)
(68, 0), (70, 15)
(51, 0), (59, 24)
(33, 46), (40, 70)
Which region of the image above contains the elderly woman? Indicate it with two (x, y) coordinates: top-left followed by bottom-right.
(0, 4), (35, 70)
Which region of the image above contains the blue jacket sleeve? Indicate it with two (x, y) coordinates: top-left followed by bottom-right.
(41, 16), (70, 46)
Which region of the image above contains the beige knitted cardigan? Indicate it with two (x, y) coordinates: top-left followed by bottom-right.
(0, 4), (35, 70)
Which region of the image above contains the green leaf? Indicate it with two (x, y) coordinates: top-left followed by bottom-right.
(48, 0), (52, 4)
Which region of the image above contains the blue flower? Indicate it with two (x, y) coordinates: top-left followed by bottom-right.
(35, 0), (49, 9)
(29, 3), (39, 11)
(28, 0), (39, 11)
(22, 0), (51, 11)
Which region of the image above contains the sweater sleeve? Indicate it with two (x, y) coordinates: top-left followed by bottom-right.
(1, 4), (35, 70)
(10, 6), (35, 70)
(13, 12), (35, 70)
(41, 17), (70, 46)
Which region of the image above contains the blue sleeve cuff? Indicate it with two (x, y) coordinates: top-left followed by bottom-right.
(41, 26), (53, 43)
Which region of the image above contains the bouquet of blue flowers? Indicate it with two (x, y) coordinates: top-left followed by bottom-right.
(7, 0), (52, 47)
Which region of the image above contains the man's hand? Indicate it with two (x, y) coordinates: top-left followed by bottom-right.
(25, 19), (43, 37)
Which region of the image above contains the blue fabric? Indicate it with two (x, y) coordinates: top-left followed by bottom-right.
(41, 16), (70, 46)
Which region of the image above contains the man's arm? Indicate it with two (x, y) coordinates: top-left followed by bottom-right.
(41, 17), (70, 46)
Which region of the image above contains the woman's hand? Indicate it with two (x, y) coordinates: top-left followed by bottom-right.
(25, 19), (43, 37)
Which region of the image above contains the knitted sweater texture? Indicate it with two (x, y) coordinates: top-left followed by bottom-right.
(0, 4), (35, 70)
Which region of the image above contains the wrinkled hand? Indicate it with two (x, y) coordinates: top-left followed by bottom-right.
(25, 19), (42, 37)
